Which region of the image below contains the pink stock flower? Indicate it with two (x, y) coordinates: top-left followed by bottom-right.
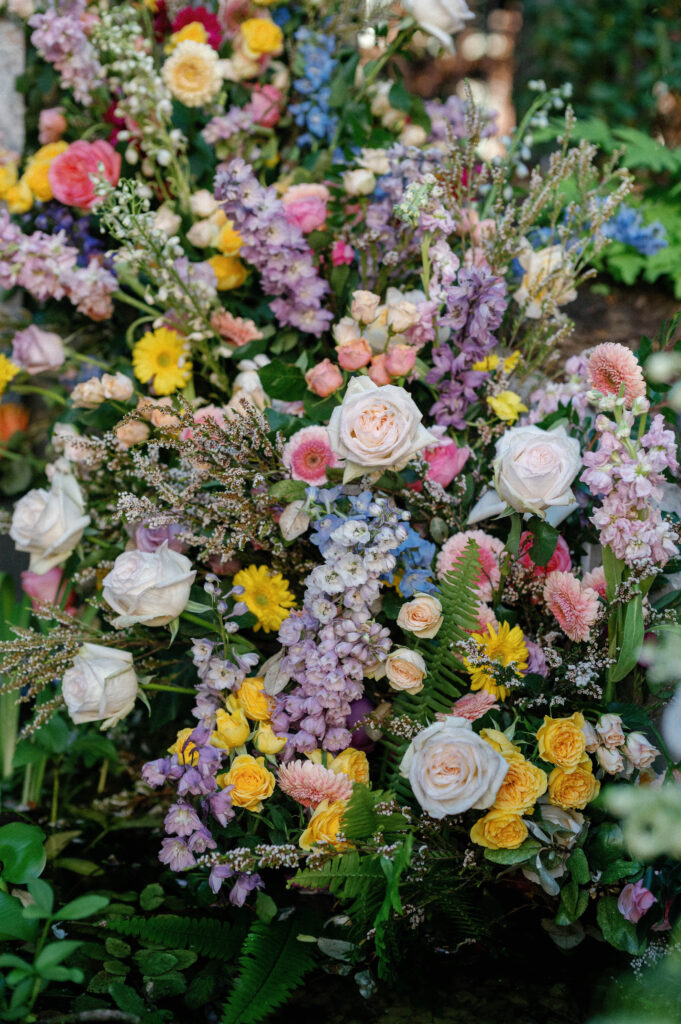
(38, 108), (67, 145)
(282, 184), (329, 234)
(368, 354), (391, 386)
(336, 337), (371, 371)
(331, 239), (354, 266)
(448, 690), (499, 722)
(582, 565), (606, 598)
(518, 531), (572, 577)
(282, 425), (340, 486)
(543, 571), (600, 642)
(21, 567), (74, 612)
(277, 759), (353, 809)
(587, 343), (646, 408)
(246, 84), (282, 128)
(436, 530), (505, 603)
(305, 359), (343, 397)
(48, 140), (121, 209)
(617, 880), (656, 924)
(385, 345), (416, 378)
(211, 310), (262, 347)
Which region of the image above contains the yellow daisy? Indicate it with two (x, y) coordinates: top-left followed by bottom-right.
(465, 621), (529, 701)
(232, 565), (295, 633)
(132, 327), (192, 396)
(0, 354), (20, 396)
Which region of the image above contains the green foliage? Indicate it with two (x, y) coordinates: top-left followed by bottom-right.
(107, 913), (237, 960)
(597, 896), (646, 955)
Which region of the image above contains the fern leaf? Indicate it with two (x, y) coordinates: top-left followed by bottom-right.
(221, 913), (317, 1024)
(107, 914), (241, 960)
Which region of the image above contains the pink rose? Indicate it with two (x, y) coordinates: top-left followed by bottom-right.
(246, 84), (282, 127)
(368, 354), (391, 386)
(336, 337), (371, 371)
(38, 108), (67, 145)
(331, 239), (354, 266)
(48, 140), (121, 210)
(21, 567), (74, 612)
(385, 345), (416, 378)
(409, 438), (470, 492)
(617, 880), (656, 924)
(11, 326), (65, 375)
(518, 531), (572, 576)
(282, 184), (329, 234)
(305, 359), (343, 397)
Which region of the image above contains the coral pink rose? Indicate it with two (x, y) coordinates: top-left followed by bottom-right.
(424, 439), (470, 487)
(518, 531), (572, 576)
(282, 184), (329, 234)
(385, 345), (416, 378)
(48, 140), (121, 210)
(368, 354), (391, 386)
(246, 84), (282, 127)
(21, 567), (74, 612)
(617, 880), (656, 924)
(38, 108), (67, 145)
(305, 359), (343, 397)
(336, 337), (371, 371)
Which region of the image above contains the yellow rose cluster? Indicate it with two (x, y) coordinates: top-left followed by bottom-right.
(297, 747), (370, 850)
(0, 142), (68, 214)
(470, 729), (548, 850)
(537, 713), (600, 810)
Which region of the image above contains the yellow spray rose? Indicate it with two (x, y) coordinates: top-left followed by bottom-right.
(215, 221), (243, 256)
(299, 799), (349, 850)
(4, 180), (33, 214)
(168, 727), (199, 766)
(236, 676), (275, 722)
(240, 18), (283, 56)
(480, 728), (524, 763)
(308, 747), (370, 785)
(218, 754), (275, 811)
(548, 760), (600, 810)
(166, 21), (208, 52)
(487, 391), (528, 424)
(23, 141), (69, 202)
(537, 712), (586, 772)
(208, 255), (248, 290)
(211, 697), (250, 749)
(492, 758), (548, 815)
(470, 809), (528, 850)
(254, 721), (287, 755)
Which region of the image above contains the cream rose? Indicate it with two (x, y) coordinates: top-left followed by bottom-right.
(514, 244), (577, 319)
(10, 471), (90, 574)
(622, 732), (660, 769)
(342, 169), (376, 196)
(400, 0), (474, 49)
(385, 648), (427, 694)
(595, 713), (625, 749)
(328, 376), (435, 483)
(102, 542), (196, 628)
(493, 425), (581, 518)
(397, 593), (443, 639)
(62, 643), (138, 728)
(400, 717), (508, 818)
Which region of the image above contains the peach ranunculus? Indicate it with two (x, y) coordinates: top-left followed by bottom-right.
(48, 140), (121, 209)
(282, 183), (329, 234)
(328, 375), (435, 483)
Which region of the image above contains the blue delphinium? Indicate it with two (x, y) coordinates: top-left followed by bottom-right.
(290, 28), (338, 148)
(603, 203), (667, 256)
(387, 526), (437, 597)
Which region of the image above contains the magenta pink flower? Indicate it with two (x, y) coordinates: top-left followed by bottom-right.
(543, 571), (600, 642)
(582, 565), (606, 598)
(48, 140), (121, 210)
(617, 880), (656, 924)
(436, 529), (505, 603)
(331, 239), (354, 266)
(282, 426), (340, 486)
(277, 759), (353, 809)
(211, 310), (262, 347)
(246, 84), (282, 128)
(282, 184), (329, 234)
(448, 690), (499, 722)
(587, 343), (646, 408)
(518, 531), (572, 577)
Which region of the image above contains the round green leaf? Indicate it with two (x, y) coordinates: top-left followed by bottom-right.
(0, 823), (46, 884)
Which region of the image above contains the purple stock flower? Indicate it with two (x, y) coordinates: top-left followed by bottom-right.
(164, 801), (203, 837)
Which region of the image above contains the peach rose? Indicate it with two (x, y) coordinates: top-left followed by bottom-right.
(305, 359), (343, 398)
(397, 593), (443, 639)
(384, 648), (427, 694)
(336, 337), (372, 371)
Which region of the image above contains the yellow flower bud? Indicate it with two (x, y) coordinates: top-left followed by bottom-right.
(211, 697), (251, 749)
(254, 721), (287, 755)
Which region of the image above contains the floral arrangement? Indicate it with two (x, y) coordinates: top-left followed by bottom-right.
(1, 0), (680, 1020)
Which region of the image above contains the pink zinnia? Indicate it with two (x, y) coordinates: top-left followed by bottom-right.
(583, 565), (607, 599)
(518, 531), (572, 576)
(436, 529), (505, 603)
(282, 426), (340, 486)
(543, 571), (600, 642)
(211, 310), (262, 347)
(277, 759), (353, 809)
(587, 343), (646, 408)
(448, 690), (499, 722)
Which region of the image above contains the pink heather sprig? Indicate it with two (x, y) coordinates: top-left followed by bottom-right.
(214, 159), (332, 336)
(29, 0), (105, 107)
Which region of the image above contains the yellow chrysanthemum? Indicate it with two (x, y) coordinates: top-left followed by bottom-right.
(487, 390), (528, 424)
(132, 327), (192, 396)
(472, 354), (499, 372)
(208, 254), (247, 290)
(0, 355), (20, 397)
(465, 621), (529, 701)
(240, 18), (283, 56)
(165, 22), (209, 53)
(215, 221), (243, 256)
(232, 565), (295, 633)
(162, 40), (223, 108)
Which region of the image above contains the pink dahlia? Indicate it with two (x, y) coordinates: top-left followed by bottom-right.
(436, 529), (505, 603)
(449, 690), (499, 722)
(277, 759), (353, 809)
(211, 310), (262, 347)
(282, 425), (340, 486)
(587, 343), (646, 408)
(518, 531), (572, 577)
(543, 571), (600, 642)
(582, 565), (607, 599)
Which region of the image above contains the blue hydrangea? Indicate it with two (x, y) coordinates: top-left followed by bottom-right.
(291, 28), (338, 148)
(603, 204), (668, 256)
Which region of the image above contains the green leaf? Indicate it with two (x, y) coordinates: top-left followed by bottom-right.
(566, 848), (590, 885)
(258, 361), (306, 401)
(597, 895), (646, 954)
(104, 937), (131, 959)
(602, 544), (624, 603)
(555, 877), (588, 924)
(302, 389), (340, 424)
(0, 823), (46, 883)
(0, 891), (37, 942)
(483, 839), (542, 865)
(108, 981), (147, 1016)
(526, 517), (559, 567)
(35, 941), (82, 972)
(268, 479), (307, 503)
(341, 784), (379, 842)
(135, 950), (178, 977)
(600, 858), (642, 884)
(26, 878), (54, 916)
(255, 893), (278, 924)
(610, 592), (644, 683)
(139, 883), (165, 911)
(58, 894), (109, 921)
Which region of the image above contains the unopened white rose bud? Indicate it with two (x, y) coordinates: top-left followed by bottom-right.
(187, 219), (218, 248)
(62, 644), (138, 728)
(101, 372), (134, 402)
(154, 204), (182, 235)
(279, 500), (310, 541)
(189, 189), (219, 218)
(399, 123), (428, 147)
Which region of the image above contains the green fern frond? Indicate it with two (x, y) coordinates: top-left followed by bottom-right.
(221, 913), (317, 1024)
(107, 914), (240, 959)
(292, 850), (384, 901)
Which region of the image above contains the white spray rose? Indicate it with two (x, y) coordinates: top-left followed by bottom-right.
(493, 425), (581, 518)
(71, 377), (106, 409)
(514, 243), (577, 318)
(397, 593), (443, 638)
(342, 169), (376, 196)
(401, 0), (474, 49)
(189, 189), (219, 218)
(10, 471), (90, 574)
(328, 375), (435, 483)
(400, 717), (508, 818)
(384, 648), (427, 694)
(622, 732), (660, 769)
(102, 542), (196, 628)
(595, 713), (625, 749)
(153, 204), (182, 236)
(62, 644), (138, 728)
(101, 372), (134, 402)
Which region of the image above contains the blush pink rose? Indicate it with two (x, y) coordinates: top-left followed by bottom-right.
(11, 326), (65, 375)
(336, 337), (371, 371)
(385, 345), (416, 378)
(518, 531), (572, 576)
(21, 567), (75, 612)
(246, 84), (282, 127)
(424, 439), (470, 487)
(282, 184), (329, 234)
(305, 359), (343, 397)
(48, 140), (121, 210)
(368, 354), (391, 386)
(38, 108), (67, 145)
(331, 239), (354, 266)
(617, 880), (656, 924)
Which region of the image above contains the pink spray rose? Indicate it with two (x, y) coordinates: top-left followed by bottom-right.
(336, 337), (372, 371)
(246, 84), (282, 127)
(331, 239), (354, 266)
(617, 880), (656, 924)
(21, 567), (74, 612)
(11, 326), (65, 375)
(385, 345), (416, 378)
(282, 184), (329, 234)
(305, 359), (343, 397)
(38, 108), (67, 145)
(368, 354), (391, 386)
(48, 140), (121, 209)
(423, 438), (470, 487)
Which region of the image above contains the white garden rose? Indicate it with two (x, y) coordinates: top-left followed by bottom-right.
(493, 425), (581, 517)
(400, 0), (474, 49)
(385, 648), (427, 694)
(328, 375), (435, 483)
(514, 244), (577, 319)
(102, 542), (196, 628)
(397, 593), (443, 639)
(62, 643), (138, 728)
(400, 717), (508, 818)
(10, 471), (90, 574)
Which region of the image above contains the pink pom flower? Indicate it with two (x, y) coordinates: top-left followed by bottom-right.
(518, 531), (572, 577)
(38, 108), (66, 145)
(282, 184), (329, 234)
(448, 690), (499, 722)
(277, 759), (353, 809)
(436, 529), (505, 603)
(587, 343), (646, 408)
(543, 571), (600, 642)
(48, 140), (121, 210)
(211, 310), (262, 347)
(282, 425), (340, 486)
(331, 239), (354, 266)
(582, 565), (606, 599)
(246, 84), (282, 128)
(336, 337), (371, 371)
(305, 359), (343, 397)
(617, 880), (656, 924)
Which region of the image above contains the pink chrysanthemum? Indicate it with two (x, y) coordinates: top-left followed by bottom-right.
(543, 571), (600, 642)
(436, 530), (505, 603)
(211, 310), (263, 347)
(282, 426), (340, 486)
(448, 690), (500, 722)
(587, 343), (646, 408)
(583, 565), (607, 599)
(277, 759), (353, 809)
